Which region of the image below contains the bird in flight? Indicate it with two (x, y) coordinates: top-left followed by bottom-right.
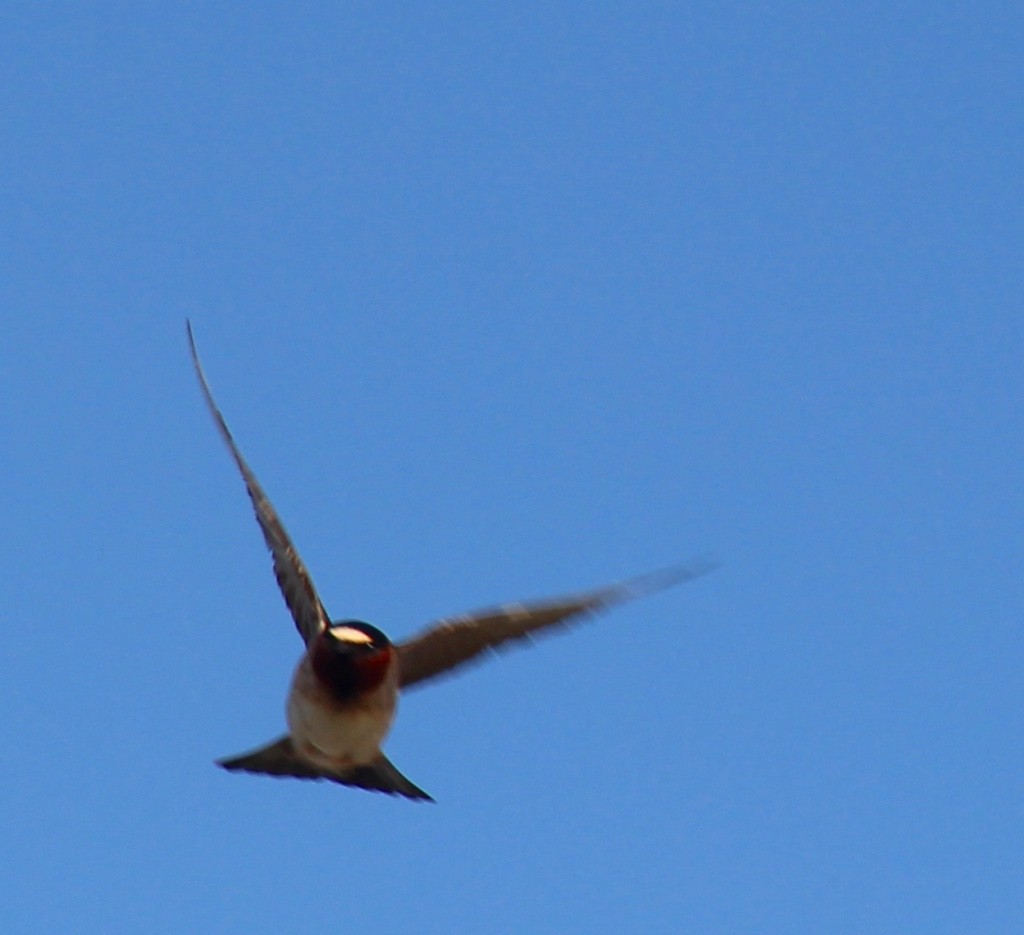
(187, 322), (714, 801)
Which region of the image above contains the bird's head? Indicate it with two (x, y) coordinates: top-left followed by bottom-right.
(311, 620), (394, 700)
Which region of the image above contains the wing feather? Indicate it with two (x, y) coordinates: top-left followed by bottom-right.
(187, 321), (330, 645)
(395, 560), (717, 690)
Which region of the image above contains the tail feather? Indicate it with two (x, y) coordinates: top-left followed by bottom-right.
(342, 756), (434, 801)
(217, 736), (433, 801)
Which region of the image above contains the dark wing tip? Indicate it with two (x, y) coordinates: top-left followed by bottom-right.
(186, 319), (201, 368)
(614, 554), (721, 600)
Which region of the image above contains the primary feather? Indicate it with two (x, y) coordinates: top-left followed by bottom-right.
(395, 560), (717, 689)
(187, 321), (330, 646)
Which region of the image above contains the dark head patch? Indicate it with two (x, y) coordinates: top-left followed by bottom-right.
(312, 621), (394, 701)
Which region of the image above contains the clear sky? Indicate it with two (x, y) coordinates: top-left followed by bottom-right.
(2, 4), (1021, 933)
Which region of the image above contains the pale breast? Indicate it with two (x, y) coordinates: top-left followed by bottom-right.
(286, 655), (398, 767)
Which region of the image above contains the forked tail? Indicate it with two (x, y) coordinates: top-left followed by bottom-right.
(217, 736), (433, 801)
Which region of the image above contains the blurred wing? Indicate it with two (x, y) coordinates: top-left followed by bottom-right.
(187, 321), (330, 645)
(395, 559), (717, 690)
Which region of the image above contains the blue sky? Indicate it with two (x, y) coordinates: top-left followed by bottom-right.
(2, 3), (1021, 932)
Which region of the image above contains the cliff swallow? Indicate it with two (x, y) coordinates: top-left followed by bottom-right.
(188, 322), (714, 801)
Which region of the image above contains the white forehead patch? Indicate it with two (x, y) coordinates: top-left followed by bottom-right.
(328, 625), (375, 645)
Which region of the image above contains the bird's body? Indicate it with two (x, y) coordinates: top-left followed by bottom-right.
(187, 321), (714, 801)
(287, 632), (398, 770)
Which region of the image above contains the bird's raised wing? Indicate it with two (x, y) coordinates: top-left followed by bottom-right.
(395, 560), (716, 690)
(187, 321), (330, 646)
